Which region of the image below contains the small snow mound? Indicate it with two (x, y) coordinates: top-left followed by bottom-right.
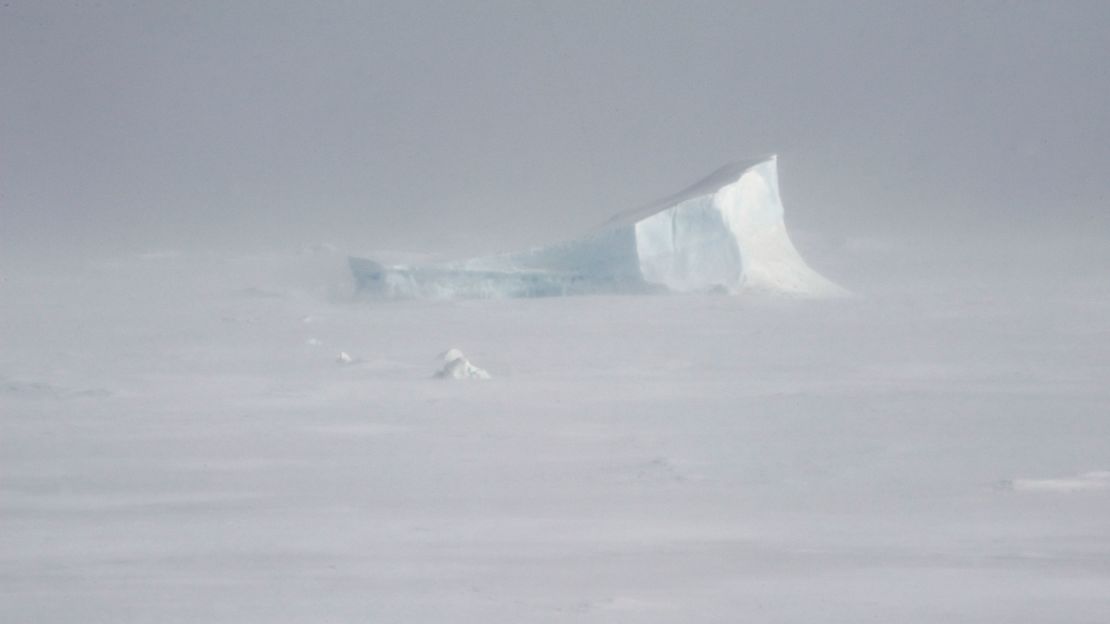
(439, 348), (465, 363)
(434, 349), (490, 380)
(1006, 470), (1110, 492)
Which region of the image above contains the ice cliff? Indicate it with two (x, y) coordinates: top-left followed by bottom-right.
(350, 156), (846, 299)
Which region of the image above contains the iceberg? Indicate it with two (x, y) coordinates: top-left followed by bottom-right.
(350, 156), (846, 299)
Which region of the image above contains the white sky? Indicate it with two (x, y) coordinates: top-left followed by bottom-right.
(2, 1), (1108, 262)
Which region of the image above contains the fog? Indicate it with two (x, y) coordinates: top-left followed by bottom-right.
(3, 1), (1108, 266)
(3, 3), (1109, 622)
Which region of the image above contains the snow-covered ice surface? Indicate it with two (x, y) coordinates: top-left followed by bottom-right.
(2, 243), (1110, 623)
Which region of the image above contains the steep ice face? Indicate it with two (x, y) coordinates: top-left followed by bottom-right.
(350, 156), (846, 299)
(634, 194), (742, 293)
(618, 156), (846, 296)
(717, 158), (847, 296)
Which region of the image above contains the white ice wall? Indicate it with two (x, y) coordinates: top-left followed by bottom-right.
(717, 157), (848, 296)
(632, 156), (847, 296)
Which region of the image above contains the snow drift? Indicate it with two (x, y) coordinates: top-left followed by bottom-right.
(350, 156), (846, 299)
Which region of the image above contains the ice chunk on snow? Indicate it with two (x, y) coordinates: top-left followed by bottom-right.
(350, 156), (847, 299)
(1006, 470), (1110, 492)
(336, 351), (354, 365)
(434, 349), (490, 380)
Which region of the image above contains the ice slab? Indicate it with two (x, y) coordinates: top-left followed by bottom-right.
(1007, 470), (1110, 492)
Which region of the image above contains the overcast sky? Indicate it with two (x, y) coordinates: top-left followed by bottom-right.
(2, 1), (1108, 263)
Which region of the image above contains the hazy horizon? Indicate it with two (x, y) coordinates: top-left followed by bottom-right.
(3, 1), (1108, 269)
(4, 5), (1110, 621)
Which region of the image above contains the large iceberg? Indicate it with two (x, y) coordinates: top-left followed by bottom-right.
(350, 156), (846, 299)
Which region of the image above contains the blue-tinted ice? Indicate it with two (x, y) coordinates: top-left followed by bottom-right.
(350, 156), (846, 299)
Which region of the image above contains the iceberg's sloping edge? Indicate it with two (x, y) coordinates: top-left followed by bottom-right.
(604, 156), (777, 228)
